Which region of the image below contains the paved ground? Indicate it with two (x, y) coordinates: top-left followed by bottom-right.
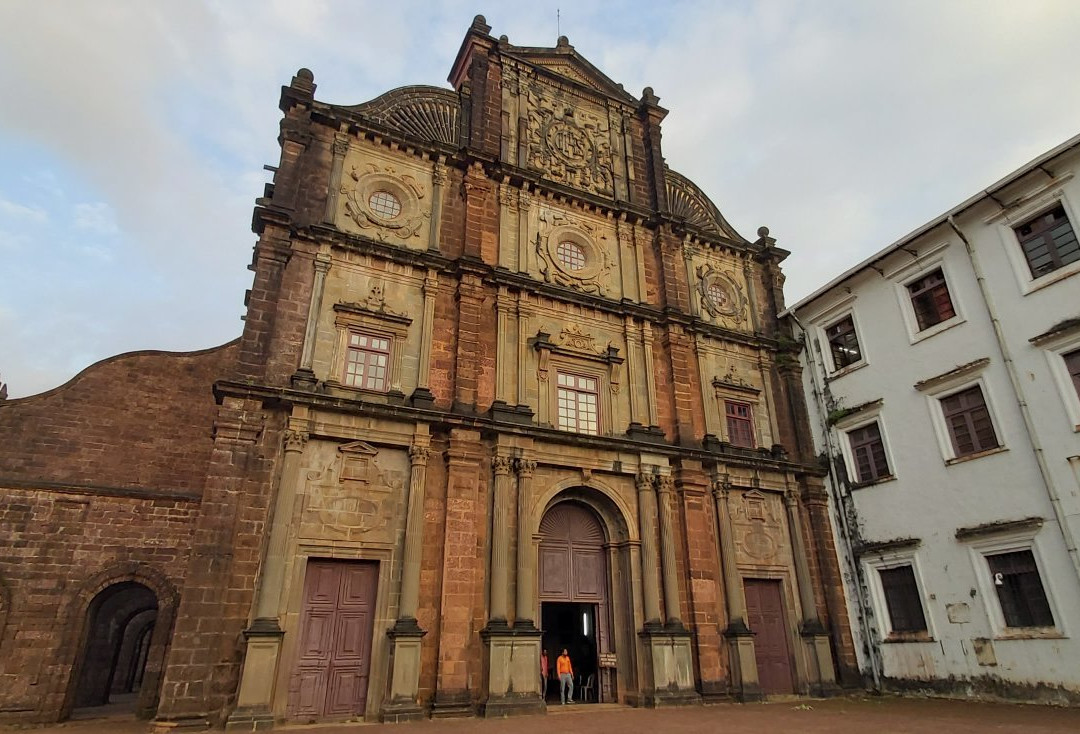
(8, 697), (1080, 734)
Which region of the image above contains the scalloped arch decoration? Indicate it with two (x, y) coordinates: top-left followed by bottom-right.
(352, 85), (461, 146)
(665, 169), (744, 241)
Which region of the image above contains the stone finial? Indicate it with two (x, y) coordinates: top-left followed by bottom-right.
(641, 86), (661, 106)
(291, 68), (316, 94)
(557, 35), (570, 48)
(755, 225), (776, 247)
(471, 14), (491, 34)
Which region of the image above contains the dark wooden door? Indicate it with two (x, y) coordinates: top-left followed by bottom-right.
(288, 560), (378, 718)
(744, 579), (794, 694)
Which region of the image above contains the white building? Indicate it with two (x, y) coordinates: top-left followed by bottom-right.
(784, 134), (1080, 703)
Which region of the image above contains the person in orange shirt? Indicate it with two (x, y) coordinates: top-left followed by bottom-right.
(556, 648), (574, 704)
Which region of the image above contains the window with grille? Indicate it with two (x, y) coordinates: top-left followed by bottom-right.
(987, 550), (1054, 628)
(343, 332), (390, 391)
(556, 240), (587, 271)
(1065, 348), (1080, 400)
(826, 316), (862, 370)
(724, 401), (755, 448)
(879, 565), (927, 633)
(557, 373), (599, 435)
(1014, 205), (1079, 278)
(940, 385), (999, 457)
(907, 269), (956, 331)
(368, 190), (402, 219)
(848, 422), (890, 483)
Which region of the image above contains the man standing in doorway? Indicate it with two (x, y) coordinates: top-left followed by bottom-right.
(557, 648), (574, 704)
(540, 649), (549, 698)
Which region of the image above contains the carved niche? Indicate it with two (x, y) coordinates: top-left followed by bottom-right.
(525, 86), (615, 197)
(340, 162), (429, 243)
(300, 441), (406, 541)
(536, 209), (614, 295)
(696, 263), (748, 326)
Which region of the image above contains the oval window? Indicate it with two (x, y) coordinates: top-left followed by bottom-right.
(368, 190), (402, 219)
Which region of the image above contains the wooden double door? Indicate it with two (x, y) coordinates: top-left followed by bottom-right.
(744, 578), (795, 694)
(288, 560), (378, 719)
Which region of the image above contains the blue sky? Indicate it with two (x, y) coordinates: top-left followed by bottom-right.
(2, 1), (1080, 397)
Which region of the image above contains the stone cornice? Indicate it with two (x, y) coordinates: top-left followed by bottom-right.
(213, 380), (820, 476)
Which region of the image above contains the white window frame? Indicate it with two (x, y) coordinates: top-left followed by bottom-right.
(834, 404), (896, 487)
(862, 549), (935, 642)
(888, 248), (965, 344)
(994, 184), (1080, 296)
(1037, 327), (1080, 432)
(963, 527), (1064, 639)
(917, 362), (1007, 464)
(810, 294), (868, 377)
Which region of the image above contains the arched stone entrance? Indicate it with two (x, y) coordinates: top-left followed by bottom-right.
(537, 496), (622, 703)
(71, 582), (158, 716)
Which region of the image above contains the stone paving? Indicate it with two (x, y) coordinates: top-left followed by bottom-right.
(8, 697), (1080, 734)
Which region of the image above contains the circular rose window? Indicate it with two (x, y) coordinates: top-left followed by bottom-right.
(556, 240), (587, 271)
(367, 190), (402, 219)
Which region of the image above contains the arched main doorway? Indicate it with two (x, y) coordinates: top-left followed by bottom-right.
(538, 501), (612, 704)
(71, 582), (158, 716)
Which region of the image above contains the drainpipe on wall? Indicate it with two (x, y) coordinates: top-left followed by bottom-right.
(788, 310), (883, 691)
(946, 215), (1080, 584)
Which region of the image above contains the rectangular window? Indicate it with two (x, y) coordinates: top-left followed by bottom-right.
(1014, 205), (1079, 278)
(725, 401), (755, 448)
(1065, 348), (1080, 399)
(826, 316), (862, 370)
(987, 550), (1054, 628)
(907, 269), (956, 331)
(848, 422), (890, 483)
(343, 332), (390, 391)
(557, 373), (599, 435)
(879, 565), (927, 633)
(941, 386), (999, 456)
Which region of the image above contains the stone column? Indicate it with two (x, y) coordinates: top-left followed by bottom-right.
(322, 134), (349, 224)
(428, 162), (446, 252)
(410, 270), (438, 408)
(711, 473), (761, 701)
(482, 458), (543, 718)
(228, 426), (307, 729)
(655, 475), (682, 626)
(784, 486), (838, 695)
(382, 440), (431, 722)
(294, 253), (331, 388)
(642, 323), (659, 428)
(514, 459), (538, 627)
(488, 455), (514, 625)
(636, 472), (663, 626)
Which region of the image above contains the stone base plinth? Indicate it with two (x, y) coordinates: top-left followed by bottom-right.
(640, 627), (700, 707)
(481, 626), (544, 717)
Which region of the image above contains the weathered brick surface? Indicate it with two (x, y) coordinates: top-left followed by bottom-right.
(0, 343), (237, 723)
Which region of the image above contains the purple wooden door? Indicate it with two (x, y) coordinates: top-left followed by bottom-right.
(744, 579), (794, 694)
(288, 560), (377, 718)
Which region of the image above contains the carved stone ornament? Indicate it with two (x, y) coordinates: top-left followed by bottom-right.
(735, 489), (781, 563)
(525, 87), (614, 197)
(335, 281), (411, 324)
(301, 441), (406, 540)
(341, 162), (429, 242)
(558, 324), (600, 353)
(536, 211), (613, 295)
(696, 264), (747, 324)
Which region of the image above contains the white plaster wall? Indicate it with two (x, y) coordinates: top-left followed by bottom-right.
(793, 152), (1080, 696)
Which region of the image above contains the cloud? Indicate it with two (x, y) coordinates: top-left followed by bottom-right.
(73, 202), (118, 235)
(0, 196), (48, 223)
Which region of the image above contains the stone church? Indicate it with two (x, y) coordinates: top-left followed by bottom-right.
(0, 16), (856, 728)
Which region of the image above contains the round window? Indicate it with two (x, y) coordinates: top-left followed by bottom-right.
(707, 281), (731, 309)
(556, 240), (587, 271)
(368, 190), (402, 219)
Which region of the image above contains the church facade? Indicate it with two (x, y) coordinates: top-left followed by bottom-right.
(0, 17), (855, 727)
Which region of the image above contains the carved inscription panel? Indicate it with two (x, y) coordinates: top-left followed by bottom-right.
(300, 440), (408, 543)
(730, 489), (789, 568)
(524, 85), (616, 198)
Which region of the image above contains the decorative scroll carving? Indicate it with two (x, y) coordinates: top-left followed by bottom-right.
(713, 365), (759, 396)
(525, 87), (614, 197)
(300, 442), (407, 540)
(350, 85), (460, 145)
(665, 168), (743, 240)
(341, 163), (429, 242)
(558, 324), (599, 353)
(334, 282), (412, 326)
(696, 264), (747, 325)
(733, 489), (782, 564)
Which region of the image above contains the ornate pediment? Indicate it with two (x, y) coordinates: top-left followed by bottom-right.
(504, 44), (637, 104)
(666, 168), (745, 242)
(348, 85), (460, 146)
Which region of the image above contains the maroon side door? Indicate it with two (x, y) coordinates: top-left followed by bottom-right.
(288, 560), (378, 719)
(744, 578), (795, 694)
